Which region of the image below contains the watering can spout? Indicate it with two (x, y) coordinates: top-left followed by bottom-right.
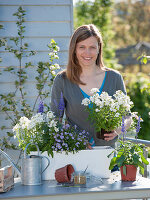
(0, 149), (21, 176)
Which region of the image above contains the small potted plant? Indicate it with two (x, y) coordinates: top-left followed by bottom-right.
(108, 116), (149, 181)
(81, 89), (133, 139)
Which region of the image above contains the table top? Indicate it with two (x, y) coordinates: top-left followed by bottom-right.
(1, 172), (150, 200)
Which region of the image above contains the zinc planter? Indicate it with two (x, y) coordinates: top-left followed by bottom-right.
(40, 146), (114, 180)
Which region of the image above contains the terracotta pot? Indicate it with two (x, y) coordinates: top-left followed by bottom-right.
(120, 165), (137, 181)
(96, 129), (111, 140)
(55, 164), (75, 183)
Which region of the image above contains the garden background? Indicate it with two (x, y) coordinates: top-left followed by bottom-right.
(0, 0), (150, 164)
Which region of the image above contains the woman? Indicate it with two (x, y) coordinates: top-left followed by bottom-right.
(50, 24), (131, 148)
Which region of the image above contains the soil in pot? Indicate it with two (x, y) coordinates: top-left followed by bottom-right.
(120, 165), (137, 181)
(96, 129), (111, 140)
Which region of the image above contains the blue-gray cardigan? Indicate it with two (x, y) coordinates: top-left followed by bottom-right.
(50, 69), (126, 148)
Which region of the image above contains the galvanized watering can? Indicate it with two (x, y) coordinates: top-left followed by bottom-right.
(0, 143), (50, 185)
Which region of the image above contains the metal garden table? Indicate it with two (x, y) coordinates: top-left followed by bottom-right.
(1, 172), (150, 200)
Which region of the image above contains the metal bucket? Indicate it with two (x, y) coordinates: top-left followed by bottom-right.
(21, 143), (50, 185)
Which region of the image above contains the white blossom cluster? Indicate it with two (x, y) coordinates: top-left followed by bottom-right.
(13, 116), (30, 133)
(13, 111), (58, 135)
(113, 90), (133, 111)
(49, 63), (60, 76)
(82, 89), (133, 117)
(48, 52), (59, 59)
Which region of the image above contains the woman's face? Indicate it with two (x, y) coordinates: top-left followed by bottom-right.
(75, 36), (99, 68)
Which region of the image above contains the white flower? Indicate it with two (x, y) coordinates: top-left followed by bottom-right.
(95, 109), (100, 112)
(90, 88), (99, 95)
(49, 120), (57, 128)
(49, 65), (55, 70)
(48, 52), (54, 56)
(55, 45), (60, 52)
(54, 55), (59, 59)
(54, 127), (59, 132)
(115, 113), (120, 117)
(47, 111), (55, 120)
(51, 71), (56, 75)
(19, 116), (30, 130)
(81, 98), (90, 106)
(89, 96), (94, 103)
(54, 63), (60, 69)
(29, 113), (44, 129)
(13, 123), (21, 133)
(49, 64), (60, 70)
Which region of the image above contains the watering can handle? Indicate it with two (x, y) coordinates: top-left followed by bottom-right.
(24, 143), (40, 158)
(41, 156), (50, 174)
(0, 149), (21, 176)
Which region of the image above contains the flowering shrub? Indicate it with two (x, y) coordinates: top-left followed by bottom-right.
(13, 110), (89, 157)
(81, 89), (133, 132)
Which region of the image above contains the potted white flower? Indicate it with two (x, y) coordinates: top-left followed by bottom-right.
(82, 89), (133, 139)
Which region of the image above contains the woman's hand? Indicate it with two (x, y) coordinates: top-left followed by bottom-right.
(104, 116), (132, 141)
(104, 130), (118, 141)
(87, 143), (93, 149)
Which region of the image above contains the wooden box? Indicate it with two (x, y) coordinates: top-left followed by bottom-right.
(0, 165), (14, 192)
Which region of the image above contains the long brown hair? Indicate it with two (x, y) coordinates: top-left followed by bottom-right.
(66, 24), (104, 85)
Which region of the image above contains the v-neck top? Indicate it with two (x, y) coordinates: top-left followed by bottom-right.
(80, 71), (107, 98)
(50, 69), (126, 148)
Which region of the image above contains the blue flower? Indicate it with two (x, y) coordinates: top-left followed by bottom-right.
(63, 124), (70, 130)
(121, 116), (127, 141)
(38, 100), (44, 113)
(75, 142), (79, 146)
(60, 135), (64, 139)
(56, 143), (62, 149)
(135, 116), (141, 140)
(58, 92), (65, 117)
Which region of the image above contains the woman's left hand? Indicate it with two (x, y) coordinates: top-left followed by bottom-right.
(104, 130), (118, 141)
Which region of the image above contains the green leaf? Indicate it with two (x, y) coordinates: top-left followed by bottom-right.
(123, 165), (126, 176)
(116, 155), (125, 167)
(139, 166), (144, 175)
(140, 154), (149, 165)
(109, 157), (117, 170)
(142, 57), (148, 64)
